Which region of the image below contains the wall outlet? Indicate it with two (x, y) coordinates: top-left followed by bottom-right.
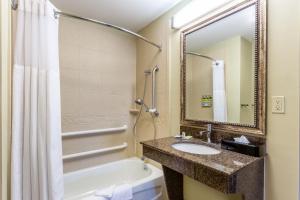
(272, 96), (285, 114)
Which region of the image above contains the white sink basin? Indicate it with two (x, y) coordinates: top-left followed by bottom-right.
(172, 143), (220, 155)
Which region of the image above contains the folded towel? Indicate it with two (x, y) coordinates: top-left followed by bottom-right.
(95, 185), (116, 198)
(93, 184), (132, 200)
(111, 184), (132, 200)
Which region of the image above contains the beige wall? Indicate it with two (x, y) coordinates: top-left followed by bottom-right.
(265, 0), (300, 199)
(59, 17), (137, 172)
(138, 0), (300, 200)
(135, 6), (175, 158)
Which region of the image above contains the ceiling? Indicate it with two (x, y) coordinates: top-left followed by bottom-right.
(186, 5), (256, 51)
(51, 0), (183, 31)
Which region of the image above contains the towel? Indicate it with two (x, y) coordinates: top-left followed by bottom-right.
(111, 184), (132, 200)
(93, 184), (132, 200)
(81, 185), (116, 200)
(95, 185), (116, 198)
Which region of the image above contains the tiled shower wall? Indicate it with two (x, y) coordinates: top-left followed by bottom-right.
(59, 17), (136, 172)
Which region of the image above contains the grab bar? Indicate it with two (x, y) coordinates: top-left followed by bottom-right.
(63, 142), (128, 160)
(148, 65), (159, 116)
(62, 125), (127, 138)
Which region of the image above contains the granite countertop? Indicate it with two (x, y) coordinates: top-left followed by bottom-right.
(141, 137), (263, 175)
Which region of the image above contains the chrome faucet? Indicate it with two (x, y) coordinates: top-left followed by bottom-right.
(199, 124), (212, 143)
(141, 156), (148, 170)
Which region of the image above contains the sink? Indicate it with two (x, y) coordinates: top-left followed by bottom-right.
(172, 143), (220, 155)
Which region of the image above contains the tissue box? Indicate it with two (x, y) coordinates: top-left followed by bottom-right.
(221, 139), (260, 157)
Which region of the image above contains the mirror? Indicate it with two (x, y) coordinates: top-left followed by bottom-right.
(185, 5), (256, 125)
(181, 0), (266, 135)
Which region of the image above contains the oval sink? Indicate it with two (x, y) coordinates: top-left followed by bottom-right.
(172, 143), (220, 155)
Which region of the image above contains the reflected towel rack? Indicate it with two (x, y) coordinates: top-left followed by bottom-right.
(63, 142), (128, 160)
(62, 125), (127, 138)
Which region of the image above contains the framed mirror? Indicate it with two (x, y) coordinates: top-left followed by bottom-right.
(180, 0), (266, 135)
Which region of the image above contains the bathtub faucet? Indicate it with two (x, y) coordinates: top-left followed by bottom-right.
(141, 156), (148, 170)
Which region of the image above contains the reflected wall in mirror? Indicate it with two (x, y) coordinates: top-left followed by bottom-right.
(181, 0), (266, 135)
(186, 5), (256, 125)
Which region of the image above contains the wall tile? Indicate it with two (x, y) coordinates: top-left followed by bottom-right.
(60, 17), (136, 172)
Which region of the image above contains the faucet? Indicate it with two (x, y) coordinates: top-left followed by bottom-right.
(141, 156), (148, 170)
(199, 124), (212, 143)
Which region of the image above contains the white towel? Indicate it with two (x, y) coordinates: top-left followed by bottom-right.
(95, 185), (116, 199)
(111, 184), (132, 200)
(93, 184), (132, 200)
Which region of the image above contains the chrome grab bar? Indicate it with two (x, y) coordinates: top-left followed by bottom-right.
(62, 125), (127, 138)
(148, 65), (159, 116)
(63, 143), (128, 160)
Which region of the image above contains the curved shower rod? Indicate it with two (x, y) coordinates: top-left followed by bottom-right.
(10, 1), (162, 51)
(186, 52), (217, 62)
(54, 11), (162, 51)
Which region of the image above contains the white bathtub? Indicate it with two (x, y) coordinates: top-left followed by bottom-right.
(64, 157), (164, 200)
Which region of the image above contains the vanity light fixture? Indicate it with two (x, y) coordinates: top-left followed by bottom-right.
(172, 0), (235, 29)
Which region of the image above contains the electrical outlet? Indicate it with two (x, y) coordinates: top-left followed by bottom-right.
(272, 96), (285, 114)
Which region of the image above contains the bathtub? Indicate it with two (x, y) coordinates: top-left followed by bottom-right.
(64, 157), (164, 200)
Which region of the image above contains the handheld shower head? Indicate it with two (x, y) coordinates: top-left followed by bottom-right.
(135, 98), (150, 110)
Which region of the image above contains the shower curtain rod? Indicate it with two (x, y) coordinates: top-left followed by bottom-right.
(10, 1), (162, 50)
(54, 11), (162, 51)
(186, 52), (217, 62)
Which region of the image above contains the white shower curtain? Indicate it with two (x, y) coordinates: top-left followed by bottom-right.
(11, 0), (64, 200)
(212, 60), (227, 122)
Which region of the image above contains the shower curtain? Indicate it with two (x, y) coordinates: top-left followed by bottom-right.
(212, 60), (227, 122)
(11, 0), (64, 200)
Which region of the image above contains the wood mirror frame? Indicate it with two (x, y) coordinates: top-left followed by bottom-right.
(180, 0), (267, 136)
